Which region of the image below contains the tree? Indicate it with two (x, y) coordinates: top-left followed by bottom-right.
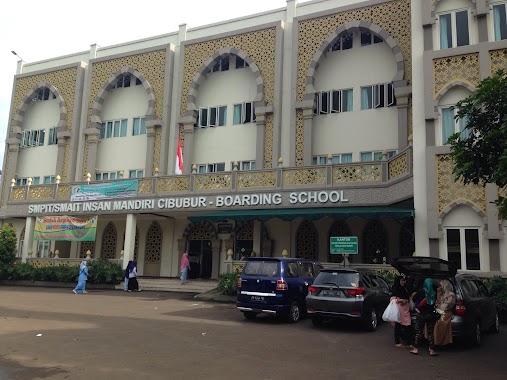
(0, 224), (17, 266)
(449, 70), (507, 217)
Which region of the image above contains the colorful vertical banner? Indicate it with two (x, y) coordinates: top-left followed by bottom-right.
(34, 216), (98, 241)
(175, 137), (183, 175)
(71, 180), (138, 202)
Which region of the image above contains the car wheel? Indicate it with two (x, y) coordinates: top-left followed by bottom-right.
(490, 313), (500, 334)
(311, 317), (323, 327)
(364, 308), (378, 332)
(468, 322), (481, 347)
(243, 311), (257, 320)
(286, 301), (301, 323)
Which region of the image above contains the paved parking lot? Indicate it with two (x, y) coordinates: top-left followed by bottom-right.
(1, 287), (506, 380)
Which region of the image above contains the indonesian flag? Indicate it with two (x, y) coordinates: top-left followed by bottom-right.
(175, 137), (183, 175)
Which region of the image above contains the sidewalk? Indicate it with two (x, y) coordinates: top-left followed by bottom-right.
(117, 277), (236, 303)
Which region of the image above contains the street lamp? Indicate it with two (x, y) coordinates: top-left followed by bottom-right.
(11, 51), (24, 62)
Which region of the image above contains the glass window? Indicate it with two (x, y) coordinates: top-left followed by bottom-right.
(218, 106), (227, 126)
(120, 119), (127, 137)
(439, 10), (470, 49)
(447, 228), (461, 269)
(342, 89), (353, 112)
(361, 29), (372, 46)
(465, 229), (480, 270)
(286, 262), (299, 278)
(301, 263), (315, 278)
(361, 152), (372, 161)
(133, 118), (140, 136)
(233, 104), (242, 125)
(361, 87), (373, 110)
(493, 4), (507, 41)
(243, 260), (280, 276)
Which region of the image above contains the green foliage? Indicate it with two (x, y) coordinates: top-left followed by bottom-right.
(449, 70), (507, 217)
(217, 272), (238, 296)
(87, 258), (123, 284)
(0, 224), (17, 267)
(485, 276), (507, 322)
(0, 258), (123, 285)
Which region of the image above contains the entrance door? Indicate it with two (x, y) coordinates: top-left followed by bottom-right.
(188, 240), (212, 279)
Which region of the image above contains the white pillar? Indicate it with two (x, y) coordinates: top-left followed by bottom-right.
(21, 217), (35, 263)
(123, 214), (137, 269)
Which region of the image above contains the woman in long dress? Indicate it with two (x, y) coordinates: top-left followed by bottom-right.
(180, 252), (190, 285)
(73, 261), (88, 294)
(128, 260), (140, 292)
(434, 279), (456, 346)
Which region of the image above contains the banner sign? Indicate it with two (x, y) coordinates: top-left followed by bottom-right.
(71, 180), (138, 201)
(34, 216), (98, 241)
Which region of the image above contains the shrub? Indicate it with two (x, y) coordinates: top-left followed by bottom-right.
(87, 258), (123, 284)
(0, 224), (17, 267)
(486, 276), (507, 322)
(217, 272), (238, 296)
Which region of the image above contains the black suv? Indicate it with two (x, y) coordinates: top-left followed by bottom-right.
(392, 257), (499, 346)
(305, 268), (391, 331)
(236, 257), (323, 323)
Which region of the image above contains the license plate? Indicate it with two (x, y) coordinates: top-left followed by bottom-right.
(321, 290), (342, 297)
(251, 295), (264, 302)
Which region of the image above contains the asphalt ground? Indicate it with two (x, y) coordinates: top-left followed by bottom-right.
(1, 287), (506, 380)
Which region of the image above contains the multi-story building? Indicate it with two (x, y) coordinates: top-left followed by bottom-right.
(0, 0), (505, 278)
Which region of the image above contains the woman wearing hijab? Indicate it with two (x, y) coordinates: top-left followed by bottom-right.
(128, 260), (141, 292)
(124, 260), (133, 292)
(410, 278), (439, 356)
(180, 252), (190, 285)
(73, 261), (88, 294)
(434, 279), (456, 346)
(391, 276), (413, 348)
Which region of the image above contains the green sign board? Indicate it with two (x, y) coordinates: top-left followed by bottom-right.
(330, 236), (358, 254)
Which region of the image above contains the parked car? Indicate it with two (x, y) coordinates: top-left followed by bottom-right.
(306, 268), (391, 331)
(236, 257), (323, 323)
(391, 256), (499, 346)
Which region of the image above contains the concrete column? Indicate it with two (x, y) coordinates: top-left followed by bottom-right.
(253, 221), (262, 257)
(254, 106), (267, 169)
(84, 129), (100, 176)
(122, 214), (137, 269)
(21, 217), (35, 263)
(55, 135), (68, 178)
(183, 123), (195, 174)
(302, 105), (314, 166)
(145, 125), (157, 175)
(211, 239), (221, 278)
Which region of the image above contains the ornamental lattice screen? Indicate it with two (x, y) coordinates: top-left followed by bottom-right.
(296, 221), (318, 260)
(101, 222), (117, 259)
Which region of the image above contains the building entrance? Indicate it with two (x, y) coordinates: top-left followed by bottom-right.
(188, 240), (212, 279)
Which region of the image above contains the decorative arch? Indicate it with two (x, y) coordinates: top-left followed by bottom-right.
(303, 21), (405, 100)
(431, 0), (476, 19)
(295, 220), (318, 260)
(184, 48), (265, 117)
(101, 222), (117, 259)
(182, 220), (217, 240)
(13, 81), (67, 130)
(434, 82), (476, 113)
(90, 67), (159, 129)
(438, 200), (488, 232)
(363, 220), (387, 264)
(145, 222), (162, 265)
(327, 221), (351, 263)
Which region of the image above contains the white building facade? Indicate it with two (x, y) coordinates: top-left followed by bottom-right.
(1, 0), (506, 278)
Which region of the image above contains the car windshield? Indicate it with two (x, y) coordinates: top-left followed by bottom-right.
(314, 271), (360, 287)
(243, 260), (280, 277)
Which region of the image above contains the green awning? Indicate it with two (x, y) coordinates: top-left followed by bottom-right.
(187, 207), (414, 223)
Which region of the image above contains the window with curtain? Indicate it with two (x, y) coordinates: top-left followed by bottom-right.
(441, 107), (470, 144)
(361, 87), (373, 110)
(439, 10), (470, 49)
(133, 117), (146, 136)
(312, 153), (353, 165)
(493, 3), (507, 41)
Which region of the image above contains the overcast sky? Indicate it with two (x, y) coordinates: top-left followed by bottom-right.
(0, 0), (290, 172)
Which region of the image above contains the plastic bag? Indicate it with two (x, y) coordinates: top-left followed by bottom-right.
(382, 299), (401, 323)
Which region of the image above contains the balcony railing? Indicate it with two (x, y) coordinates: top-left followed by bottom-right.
(8, 147), (412, 203)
